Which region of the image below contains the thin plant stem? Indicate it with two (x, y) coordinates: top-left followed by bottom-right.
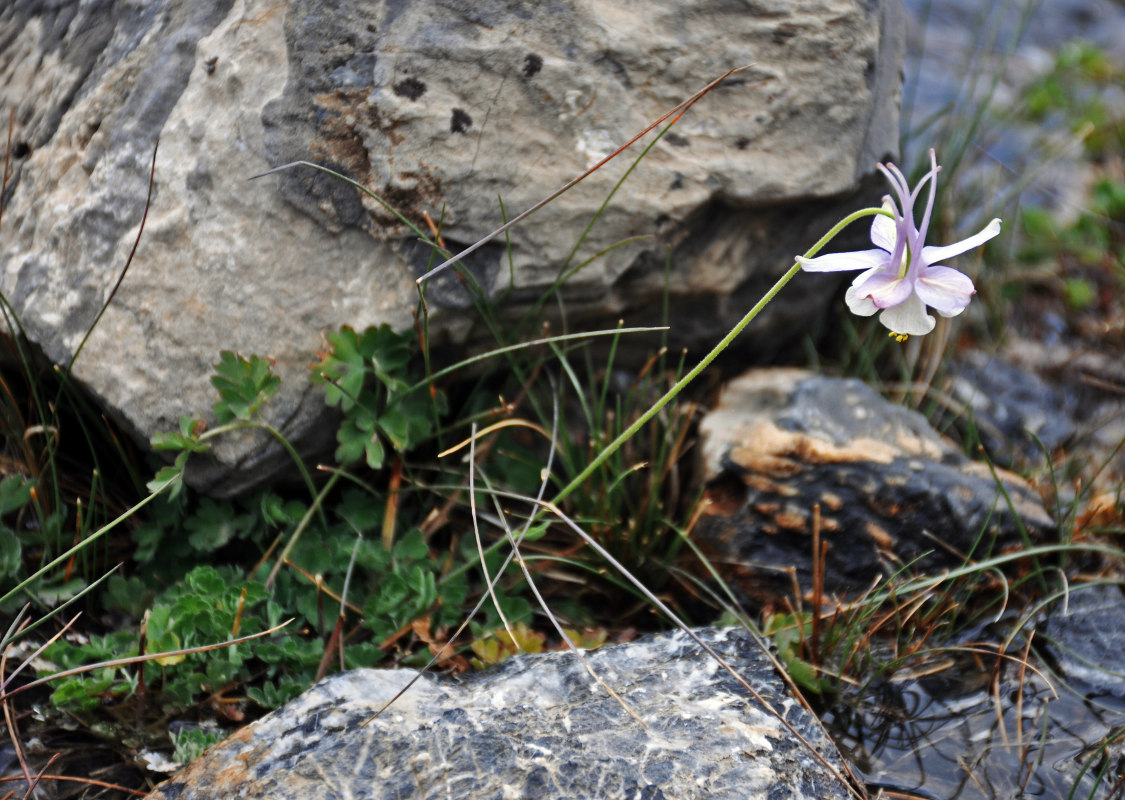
(0, 478), (177, 609)
(265, 472), (341, 589)
(551, 206), (888, 509)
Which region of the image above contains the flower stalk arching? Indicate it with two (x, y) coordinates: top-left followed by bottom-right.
(550, 205), (889, 508)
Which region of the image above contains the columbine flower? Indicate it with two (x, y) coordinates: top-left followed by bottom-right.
(798, 150), (1001, 338)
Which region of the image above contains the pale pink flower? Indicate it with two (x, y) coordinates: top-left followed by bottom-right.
(799, 150), (1001, 337)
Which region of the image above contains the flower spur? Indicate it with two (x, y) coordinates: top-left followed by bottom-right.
(798, 149), (1001, 338)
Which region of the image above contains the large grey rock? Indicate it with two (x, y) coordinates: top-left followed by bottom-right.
(0, 0), (904, 495)
(697, 368), (1055, 601)
(146, 626), (855, 799)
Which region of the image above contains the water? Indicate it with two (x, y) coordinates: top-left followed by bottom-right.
(825, 654), (1125, 799)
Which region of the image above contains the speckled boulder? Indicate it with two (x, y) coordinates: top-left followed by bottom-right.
(697, 368), (1056, 601)
(147, 627), (855, 800)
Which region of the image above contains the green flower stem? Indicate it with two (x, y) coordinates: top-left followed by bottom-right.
(550, 206), (887, 509)
(199, 420), (320, 502)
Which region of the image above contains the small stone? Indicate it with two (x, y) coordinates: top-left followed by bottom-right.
(696, 368), (1055, 601)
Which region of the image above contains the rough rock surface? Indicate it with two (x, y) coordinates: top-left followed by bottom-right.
(696, 368), (1055, 601)
(146, 626), (855, 800)
(0, 0), (904, 495)
(990, 336), (1125, 496)
(829, 634), (1124, 799)
(1042, 582), (1125, 698)
(947, 351), (1078, 468)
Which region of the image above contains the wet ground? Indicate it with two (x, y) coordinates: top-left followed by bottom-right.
(829, 652), (1125, 799)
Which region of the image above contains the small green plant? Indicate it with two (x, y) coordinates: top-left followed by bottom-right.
(42, 339), (471, 719)
(170, 727), (225, 765)
(761, 610), (835, 696)
(467, 622), (607, 669)
(312, 324), (443, 469)
(469, 621), (545, 669)
(150, 351), (288, 497)
(43, 566), (298, 713)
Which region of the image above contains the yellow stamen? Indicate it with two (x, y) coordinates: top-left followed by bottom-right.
(887, 331), (909, 343)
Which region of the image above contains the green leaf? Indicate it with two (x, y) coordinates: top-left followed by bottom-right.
(183, 566), (228, 598)
(184, 499), (256, 553)
(211, 351), (281, 423)
(362, 325), (413, 375)
(290, 535), (332, 575)
(494, 593), (531, 626)
(104, 575), (151, 617)
(1020, 207), (1056, 241)
(437, 571), (468, 625)
(520, 522), (549, 542)
(313, 328), (367, 410)
(0, 474), (34, 516)
(335, 414), (385, 468)
(247, 679), (304, 709)
(260, 492), (307, 526)
(0, 526), (21, 580)
(1064, 277), (1097, 310)
(403, 564), (437, 609)
(336, 489), (382, 533)
(146, 464), (183, 496)
(362, 436), (386, 469)
(171, 728), (225, 764)
(375, 373), (411, 397)
(393, 528), (429, 561)
(377, 407), (410, 450)
(783, 654), (825, 694)
(51, 674), (116, 712)
(345, 536), (392, 573)
(403, 403), (433, 444)
(343, 642), (382, 669)
(152, 417), (211, 453)
(205, 657), (241, 687)
(151, 432), (204, 453)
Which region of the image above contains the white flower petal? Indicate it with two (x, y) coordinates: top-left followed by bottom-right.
(878, 292), (935, 336)
(855, 270), (913, 309)
(870, 203), (899, 252)
(921, 218), (1002, 265)
(915, 265), (975, 316)
(808, 152), (1000, 338)
(844, 272), (880, 317)
(798, 249), (888, 273)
